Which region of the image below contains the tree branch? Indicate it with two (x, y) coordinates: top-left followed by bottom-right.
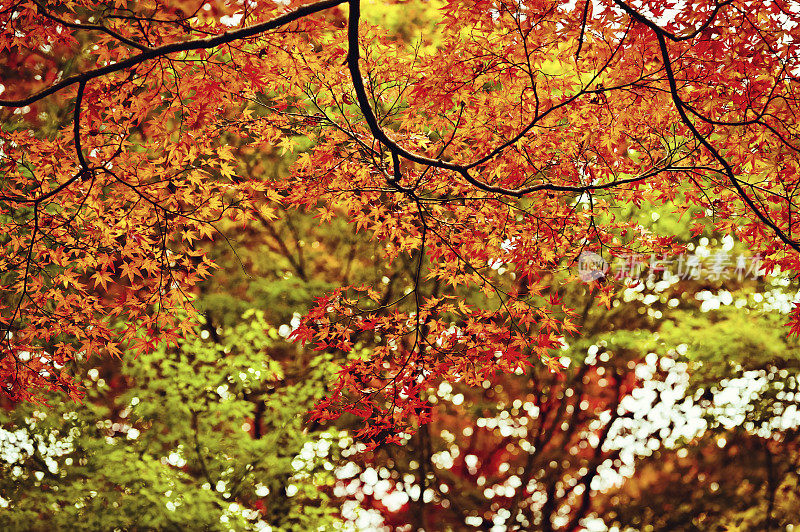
(613, 0), (733, 42)
(653, 29), (800, 253)
(0, 0), (347, 108)
(32, 0), (150, 52)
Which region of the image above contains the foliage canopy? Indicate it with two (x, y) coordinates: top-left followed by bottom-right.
(2, 0), (800, 446)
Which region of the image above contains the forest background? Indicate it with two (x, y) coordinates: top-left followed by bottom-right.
(2, 0), (800, 530)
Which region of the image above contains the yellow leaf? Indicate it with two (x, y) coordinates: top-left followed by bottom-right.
(278, 137), (296, 155)
(219, 162), (236, 180)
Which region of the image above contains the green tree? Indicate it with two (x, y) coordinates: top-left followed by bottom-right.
(0, 311), (348, 531)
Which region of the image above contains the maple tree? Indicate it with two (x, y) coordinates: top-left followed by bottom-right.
(331, 214), (800, 531)
(2, 185), (799, 529)
(0, 177), (404, 530)
(3, 0), (800, 446)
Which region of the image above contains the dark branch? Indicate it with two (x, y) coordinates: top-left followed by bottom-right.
(73, 80), (88, 172)
(654, 30), (800, 253)
(0, 0), (347, 108)
(32, 0), (150, 52)
(613, 0), (733, 42)
(575, 0), (591, 61)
